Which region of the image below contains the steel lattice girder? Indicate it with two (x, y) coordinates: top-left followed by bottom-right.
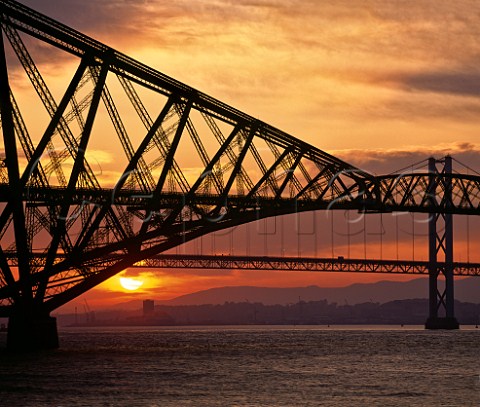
(0, 0), (479, 316)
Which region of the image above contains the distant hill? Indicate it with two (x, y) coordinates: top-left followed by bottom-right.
(107, 277), (480, 310)
(158, 278), (480, 306)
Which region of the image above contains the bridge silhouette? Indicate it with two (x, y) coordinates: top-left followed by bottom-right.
(1, 0), (480, 350)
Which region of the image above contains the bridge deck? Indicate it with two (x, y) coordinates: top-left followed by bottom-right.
(133, 254), (480, 276)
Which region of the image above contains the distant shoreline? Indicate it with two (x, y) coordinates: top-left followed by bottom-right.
(55, 297), (480, 328)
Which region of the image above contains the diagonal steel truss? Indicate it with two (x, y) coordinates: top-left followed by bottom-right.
(0, 0), (479, 319)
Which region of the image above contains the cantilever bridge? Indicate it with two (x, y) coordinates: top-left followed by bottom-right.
(1, 0), (480, 350)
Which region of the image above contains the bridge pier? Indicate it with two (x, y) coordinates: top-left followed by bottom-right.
(7, 313), (59, 351)
(425, 157), (459, 330)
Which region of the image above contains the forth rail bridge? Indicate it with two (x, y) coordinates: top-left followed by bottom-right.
(1, 0), (480, 350)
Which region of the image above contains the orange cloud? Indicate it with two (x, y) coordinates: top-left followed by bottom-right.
(10, 0), (480, 153)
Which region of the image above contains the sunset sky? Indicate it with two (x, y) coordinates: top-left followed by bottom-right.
(9, 0), (480, 311)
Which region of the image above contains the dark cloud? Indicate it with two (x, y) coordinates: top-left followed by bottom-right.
(333, 142), (480, 175)
(386, 71), (480, 98)
(19, 0), (275, 43)
(380, 95), (480, 121)
(19, 0), (163, 46)
(5, 1), (144, 73)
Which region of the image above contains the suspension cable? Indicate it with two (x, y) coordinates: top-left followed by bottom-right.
(452, 157), (480, 176)
(281, 215), (285, 257)
(467, 215), (470, 263)
(412, 213), (415, 261)
(387, 158), (429, 175)
(380, 212), (383, 260)
(363, 212), (367, 260)
(331, 211), (334, 258)
(297, 216), (300, 257)
(347, 211), (351, 259)
(465, 164), (471, 263)
(396, 213), (399, 261)
(264, 218), (268, 256)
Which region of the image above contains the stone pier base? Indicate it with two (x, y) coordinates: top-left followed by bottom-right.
(7, 315), (59, 351)
(425, 317), (459, 330)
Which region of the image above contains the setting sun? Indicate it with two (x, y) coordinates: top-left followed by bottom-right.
(119, 277), (144, 291)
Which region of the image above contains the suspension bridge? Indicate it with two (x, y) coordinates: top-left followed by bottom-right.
(1, 0), (480, 350)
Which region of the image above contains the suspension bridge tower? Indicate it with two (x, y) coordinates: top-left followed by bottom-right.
(425, 156), (459, 329)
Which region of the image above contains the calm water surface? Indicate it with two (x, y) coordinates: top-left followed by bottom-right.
(0, 326), (479, 406)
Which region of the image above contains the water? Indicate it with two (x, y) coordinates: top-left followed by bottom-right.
(0, 326), (479, 406)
